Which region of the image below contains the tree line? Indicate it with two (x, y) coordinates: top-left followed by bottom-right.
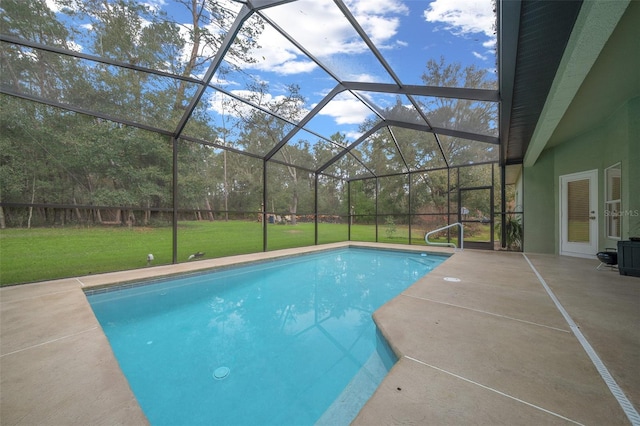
(0, 0), (497, 229)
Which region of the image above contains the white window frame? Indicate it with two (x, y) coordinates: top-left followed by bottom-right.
(604, 163), (621, 240)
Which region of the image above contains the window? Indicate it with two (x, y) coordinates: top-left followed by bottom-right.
(605, 163), (621, 239)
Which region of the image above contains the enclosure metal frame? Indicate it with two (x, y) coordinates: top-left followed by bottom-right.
(0, 0), (522, 266)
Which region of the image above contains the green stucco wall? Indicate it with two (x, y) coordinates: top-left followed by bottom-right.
(522, 152), (555, 253)
(523, 97), (638, 254)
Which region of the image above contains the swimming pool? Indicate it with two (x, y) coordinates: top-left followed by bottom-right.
(86, 247), (446, 425)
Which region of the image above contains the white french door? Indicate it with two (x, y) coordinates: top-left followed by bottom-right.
(559, 170), (598, 257)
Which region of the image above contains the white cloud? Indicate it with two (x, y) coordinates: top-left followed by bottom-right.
(208, 90), (309, 121)
(260, 1), (366, 59)
(349, 73), (379, 83)
(142, 0), (167, 14)
(424, 0), (495, 39)
(316, 95), (373, 125)
(234, 24), (318, 76)
(358, 15), (400, 44)
(45, 0), (62, 13)
(173, 0), (410, 80)
(357, 91), (397, 110)
(211, 73), (240, 87)
(472, 51), (488, 61)
(345, 130), (363, 141)
(347, 0), (408, 46)
(346, 0), (408, 16)
(250, 0), (408, 75)
(67, 40), (83, 53)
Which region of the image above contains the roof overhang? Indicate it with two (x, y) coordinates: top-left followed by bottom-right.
(523, 0), (631, 167)
(499, 0), (583, 166)
(500, 0), (633, 168)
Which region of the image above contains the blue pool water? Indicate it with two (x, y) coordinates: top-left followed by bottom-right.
(87, 247), (446, 425)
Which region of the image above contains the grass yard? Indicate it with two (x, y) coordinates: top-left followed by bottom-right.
(1, 226), (173, 286)
(1, 221), (443, 286)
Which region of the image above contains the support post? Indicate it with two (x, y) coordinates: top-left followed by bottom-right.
(314, 173), (318, 246)
(375, 178), (379, 242)
(347, 180), (352, 240)
(172, 137), (178, 264)
(501, 164), (507, 249)
(263, 160), (268, 252)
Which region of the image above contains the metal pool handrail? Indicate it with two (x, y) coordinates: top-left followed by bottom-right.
(425, 222), (463, 251)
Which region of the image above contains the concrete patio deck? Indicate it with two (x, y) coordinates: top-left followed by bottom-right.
(1, 243), (639, 425)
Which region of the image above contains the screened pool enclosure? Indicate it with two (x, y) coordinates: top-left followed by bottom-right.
(0, 0), (523, 284)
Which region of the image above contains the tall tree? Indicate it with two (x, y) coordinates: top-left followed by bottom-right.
(420, 56), (498, 165)
(229, 82), (310, 224)
(169, 0), (262, 110)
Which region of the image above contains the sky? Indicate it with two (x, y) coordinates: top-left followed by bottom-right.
(204, 0), (497, 144)
(46, 0), (497, 145)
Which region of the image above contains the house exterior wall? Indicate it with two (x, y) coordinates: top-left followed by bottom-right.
(522, 152), (555, 253)
(523, 97), (638, 254)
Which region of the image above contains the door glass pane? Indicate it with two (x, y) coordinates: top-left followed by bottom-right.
(608, 201), (621, 238)
(460, 188), (492, 244)
(461, 189), (491, 222)
(611, 176), (621, 200)
(568, 179), (590, 242)
(463, 223), (492, 243)
(605, 165), (621, 239)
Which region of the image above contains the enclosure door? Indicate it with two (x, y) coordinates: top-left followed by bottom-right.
(560, 170), (598, 257)
(459, 187), (494, 250)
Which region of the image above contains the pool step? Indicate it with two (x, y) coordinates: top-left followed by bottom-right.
(315, 351), (387, 425)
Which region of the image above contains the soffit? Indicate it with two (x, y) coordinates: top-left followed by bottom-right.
(502, 0), (583, 165)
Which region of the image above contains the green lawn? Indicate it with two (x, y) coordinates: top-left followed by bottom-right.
(0, 221), (437, 286)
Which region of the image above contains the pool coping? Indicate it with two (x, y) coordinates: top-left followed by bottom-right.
(356, 250), (640, 425)
(2, 242), (639, 425)
(81, 243), (451, 295)
(0, 242), (449, 425)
